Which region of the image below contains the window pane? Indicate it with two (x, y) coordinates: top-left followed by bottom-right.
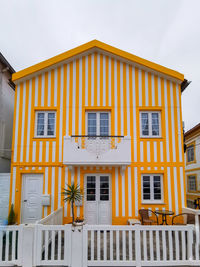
(47, 113), (55, 136)
(88, 113), (96, 136)
(37, 113), (44, 136)
(188, 176), (196, 191)
(152, 113), (159, 136)
(141, 113), (149, 136)
(100, 113), (109, 136)
(187, 145), (194, 162)
(100, 176), (109, 201)
(153, 176), (161, 200)
(87, 176), (96, 201)
(143, 176), (150, 200)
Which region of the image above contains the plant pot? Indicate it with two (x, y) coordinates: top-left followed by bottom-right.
(72, 221), (85, 226)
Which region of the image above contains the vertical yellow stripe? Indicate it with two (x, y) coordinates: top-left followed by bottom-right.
(62, 65), (67, 160)
(54, 167), (58, 211)
(143, 141), (147, 166)
(47, 167), (52, 215)
(154, 75), (158, 106)
(105, 56), (109, 106)
(80, 171), (84, 218)
(118, 168), (122, 217)
(82, 57), (86, 135)
(141, 70), (145, 106)
(112, 168), (116, 220)
(94, 53), (97, 106)
(75, 60), (79, 135)
(129, 66), (134, 162)
(29, 78), (35, 162)
(176, 167), (182, 213)
(67, 170), (72, 218)
(124, 168), (128, 217)
(135, 68), (140, 163)
(44, 72), (48, 106)
(123, 63), (127, 136)
(23, 80), (29, 162)
(56, 67), (61, 162)
(38, 75), (42, 106)
(148, 73), (152, 106)
(88, 55), (91, 106)
(100, 54), (103, 106)
(160, 78), (166, 162)
(74, 168), (78, 218)
(167, 80), (173, 163)
(117, 61), (121, 135)
(51, 69), (55, 106)
(111, 58), (115, 135)
(17, 83), (23, 162)
(170, 167), (175, 212)
(131, 166), (135, 216)
(61, 167), (65, 218)
(69, 63), (73, 136)
(163, 168), (169, 210)
(173, 82), (179, 162)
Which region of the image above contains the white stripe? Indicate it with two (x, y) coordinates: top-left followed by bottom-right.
(134, 167), (138, 216)
(132, 67), (137, 162)
(59, 66), (64, 161)
(44, 167), (48, 217)
(167, 167), (172, 211)
(11, 167), (16, 204)
(152, 74), (155, 106)
(20, 83), (26, 162)
(154, 167), (157, 170)
(85, 56), (88, 106)
(66, 64), (70, 135)
(176, 84), (182, 162)
(158, 77), (161, 106)
(34, 77), (38, 106)
(51, 167), (55, 212)
(58, 168), (61, 208)
(41, 74), (45, 106)
(140, 141), (143, 162)
(52, 141), (56, 162)
(91, 54), (94, 106)
(180, 167), (185, 207)
(115, 168), (119, 217)
(145, 72), (148, 106)
(47, 71), (51, 107)
(46, 141), (49, 162)
(97, 54), (100, 106)
(72, 61), (76, 135)
(160, 141), (164, 162)
(164, 80), (170, 162)
(122, 171), (125, 217)
(173, 167), (179, 214)
(114, 60), (117, 135)
(120, 63), (124, 136)
(138, 69), (142, 106)
(147, 141), (150, 162)
(39, 141), (42, 162)
(77, 167), (80, 217)
(79, 59), (82, 135)
(108, 57), (111, 106)
(154, 142), (157, 162)
(103, 55), (106, 106)
(54, 69), (57, 106)
(126, 65), (130, 136)
(64, 167), (68, 217)
(128, 167), (132, 217)
(13, 86), (20, 162)
(170, 82), (176, 162)
(26, 80), (32, 162)
(32, 141), (36, 162)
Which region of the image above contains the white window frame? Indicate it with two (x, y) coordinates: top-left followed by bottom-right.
(187, 145), (194, 163)
(141, 174), (163, 204)
(35, 111), (56, 138)
(86, 111), (111, 136)
(140, 111), (161, 138)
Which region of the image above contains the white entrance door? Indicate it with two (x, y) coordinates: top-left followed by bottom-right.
(21, 174), (43, 224)
(85, 175), (111, 225)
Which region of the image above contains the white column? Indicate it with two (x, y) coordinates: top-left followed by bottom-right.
(21, 224), (35, 267)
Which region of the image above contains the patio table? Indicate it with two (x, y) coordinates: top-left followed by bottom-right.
(155, 210), (174, 225)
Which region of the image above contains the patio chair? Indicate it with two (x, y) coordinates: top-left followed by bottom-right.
(139, 209), (158, 225)
(172, 213), (195, 225)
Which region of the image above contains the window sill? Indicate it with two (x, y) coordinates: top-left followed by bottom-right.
(33, 136), (56, 140)
(140, 136), (163, 140)
(142, 202), (166, 205)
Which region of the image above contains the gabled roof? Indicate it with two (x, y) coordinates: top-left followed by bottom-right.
(185, 123), (200, 140)
(12, 40), (184, 83)
(0, 53), (15, 74)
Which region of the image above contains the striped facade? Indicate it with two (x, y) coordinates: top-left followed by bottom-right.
(10, 41), (186, 224)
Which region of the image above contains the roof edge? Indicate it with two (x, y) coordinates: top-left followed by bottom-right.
(12, 40), (184, 83)
(185, 123), (200, 139)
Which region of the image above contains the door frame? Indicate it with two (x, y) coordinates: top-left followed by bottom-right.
(21, 173), (43, 224)
(84, 173), (112, 224)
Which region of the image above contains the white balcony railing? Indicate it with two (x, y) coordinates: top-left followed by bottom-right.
(63, 135), (132, 166)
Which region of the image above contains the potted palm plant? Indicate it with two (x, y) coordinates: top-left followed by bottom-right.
(62, 183), (84, 226)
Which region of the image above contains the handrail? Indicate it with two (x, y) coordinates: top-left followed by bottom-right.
(36, 207), (63, 225)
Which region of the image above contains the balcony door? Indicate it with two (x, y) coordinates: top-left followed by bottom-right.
(85, 174), (111, 224)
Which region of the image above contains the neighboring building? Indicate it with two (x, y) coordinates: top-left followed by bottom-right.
(0, 53), (15, 172)
(10, 40), (189, 224)
(185, 123), (200, 209)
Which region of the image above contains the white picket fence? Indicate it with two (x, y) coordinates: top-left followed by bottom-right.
(0, 223), (200, 267)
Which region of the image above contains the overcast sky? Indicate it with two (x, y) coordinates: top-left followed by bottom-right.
(1, 0), (199, 131)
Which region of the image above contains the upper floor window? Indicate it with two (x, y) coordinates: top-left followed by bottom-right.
(188, 175), (196, 191)
(140, 111), (161, 138)
(187, 144), (195, 163)
(35, 111), (56, 137)
(142, 174), (163, 203)
(87, 112), (110, 136)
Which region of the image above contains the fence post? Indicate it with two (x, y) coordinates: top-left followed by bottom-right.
(135, 225), (141, 267)
(21, 224), (35, 267)
(71, 225), (84, 267)
(82, 225), (88, 267)
(187, 225), (193, 262)
(64, 224), (72, 266)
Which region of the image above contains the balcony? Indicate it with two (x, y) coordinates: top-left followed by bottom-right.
(63, 135), (132, 169)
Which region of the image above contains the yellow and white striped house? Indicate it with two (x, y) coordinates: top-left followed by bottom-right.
(10, 40), (189, 225)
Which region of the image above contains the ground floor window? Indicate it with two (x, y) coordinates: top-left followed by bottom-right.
(142, 174), (163, 203)
(188, 175), (197, 192)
